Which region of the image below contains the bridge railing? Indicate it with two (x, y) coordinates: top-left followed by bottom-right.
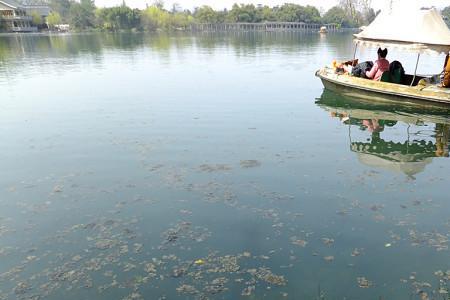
(190, 22), (339, 32)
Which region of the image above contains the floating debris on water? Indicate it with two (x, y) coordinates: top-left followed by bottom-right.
(323, 256), (334, 262)
(14, 282), (31, 295)
(240, 160), (261, 168)
(204, 277), (228, 294)
(241, 285), (255, 296)
(357, 277), (372, 288)
(199, 164), (232, 172)
(322, 238), (334, 247)
(351, 248), (362, 257)
(291, 237), (308, 247)
(52, 185), (63, 193)
(254, 268), (287, 286)
(176, 284), (198, 295)
(95, 239), (116, 250)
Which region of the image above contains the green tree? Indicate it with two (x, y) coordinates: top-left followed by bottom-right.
(275, 4), (300, 22)
(141, 5), (170, 30)
(323, 6), (354, 27)
(24, 2), (382, 31)
(215, 10), (228, 23)
(46, 11), (62, 29)
(95, 5), (141, 31)
(274, 4), (320, 23)
(170, 12), (193, 29)
(228, 4), (258, 23)
(256, 5), (275, 22)
(194, 6), (218, 23)
(300, 5), (321, 23)
(30, 11), (43, 25)
(69, 0), (96, 29)
(48, 0), (71, 22)
(81, 0), (96, 14)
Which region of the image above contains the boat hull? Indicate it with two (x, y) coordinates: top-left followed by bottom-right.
(315, 89), (450, 125)
(316, 67), (450, 106)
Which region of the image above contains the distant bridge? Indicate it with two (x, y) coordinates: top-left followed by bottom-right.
(190, 22), (338, 32)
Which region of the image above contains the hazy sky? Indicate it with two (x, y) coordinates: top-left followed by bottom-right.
(94, 0), (448, 11)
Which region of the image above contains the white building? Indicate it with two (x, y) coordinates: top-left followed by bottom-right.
(0, 0), (49, 32)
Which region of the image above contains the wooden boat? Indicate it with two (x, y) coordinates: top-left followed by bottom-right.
(316, 6), (450, 106)
(316, 67), (450, 105)
(316, 89), (450, 125)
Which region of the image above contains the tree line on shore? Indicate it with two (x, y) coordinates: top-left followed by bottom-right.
(2, 0), (450, 32)
(38, 0), (378, 31)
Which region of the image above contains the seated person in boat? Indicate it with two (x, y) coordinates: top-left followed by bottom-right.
(366, 48), (389, 81)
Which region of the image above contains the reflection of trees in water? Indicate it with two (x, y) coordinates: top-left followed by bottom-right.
(351, 122), (449, 177)
(0, 31), (341, 73)
(332, 114), (450, 161)
(435, 123), (450, 157)
(0, 33), (191, 66)
(318, 31), (354, 58)
(0, 40), (10, 61)
(0, 34), (102, 59)
(351, 125), (447, 159)
(0, 31), (339, 60)
(0, 31), (354, 75)
(193, 31), (322, 56)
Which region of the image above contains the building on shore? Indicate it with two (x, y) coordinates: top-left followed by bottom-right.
(0, 0), (49, 32)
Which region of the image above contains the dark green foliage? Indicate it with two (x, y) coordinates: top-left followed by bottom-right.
(48, 0), (71, 22)
(194, 6), (219, 23)
(274, 4), (321, 23)
(256, 6), (276, 22)
(67, 0), (95, 29)
(96, 6), (141, 30)
(228, 4), (259, 23)
(36, 1), (381, 32)
(322, 6), (356, 28)
(193, 3), (322, 24)
(141, 5), (193, 31)
(0, 16), (4, 31)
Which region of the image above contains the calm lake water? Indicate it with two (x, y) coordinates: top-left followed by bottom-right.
(1, 32), (450, 300)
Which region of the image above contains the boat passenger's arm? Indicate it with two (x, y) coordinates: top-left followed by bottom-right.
(366, 62), (378, 79)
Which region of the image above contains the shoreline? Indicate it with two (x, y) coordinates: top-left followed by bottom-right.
(0, 23), (359, 36)
(0, 27), (358, 36)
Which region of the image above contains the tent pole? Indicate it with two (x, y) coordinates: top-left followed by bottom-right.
(410, 53), (421, 87)
(352, 43), (358, 61)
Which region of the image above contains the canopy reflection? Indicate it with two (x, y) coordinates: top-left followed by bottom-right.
(316, 90), (450, 178)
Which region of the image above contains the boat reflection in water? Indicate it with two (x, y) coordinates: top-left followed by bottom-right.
(316, 90), (450, 178)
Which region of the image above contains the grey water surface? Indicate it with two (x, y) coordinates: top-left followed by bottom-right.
(1, 32), (450, 300)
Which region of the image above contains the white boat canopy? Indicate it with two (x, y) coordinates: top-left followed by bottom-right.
(356, 153), (432, 177)
(354, 7), (450, 55)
